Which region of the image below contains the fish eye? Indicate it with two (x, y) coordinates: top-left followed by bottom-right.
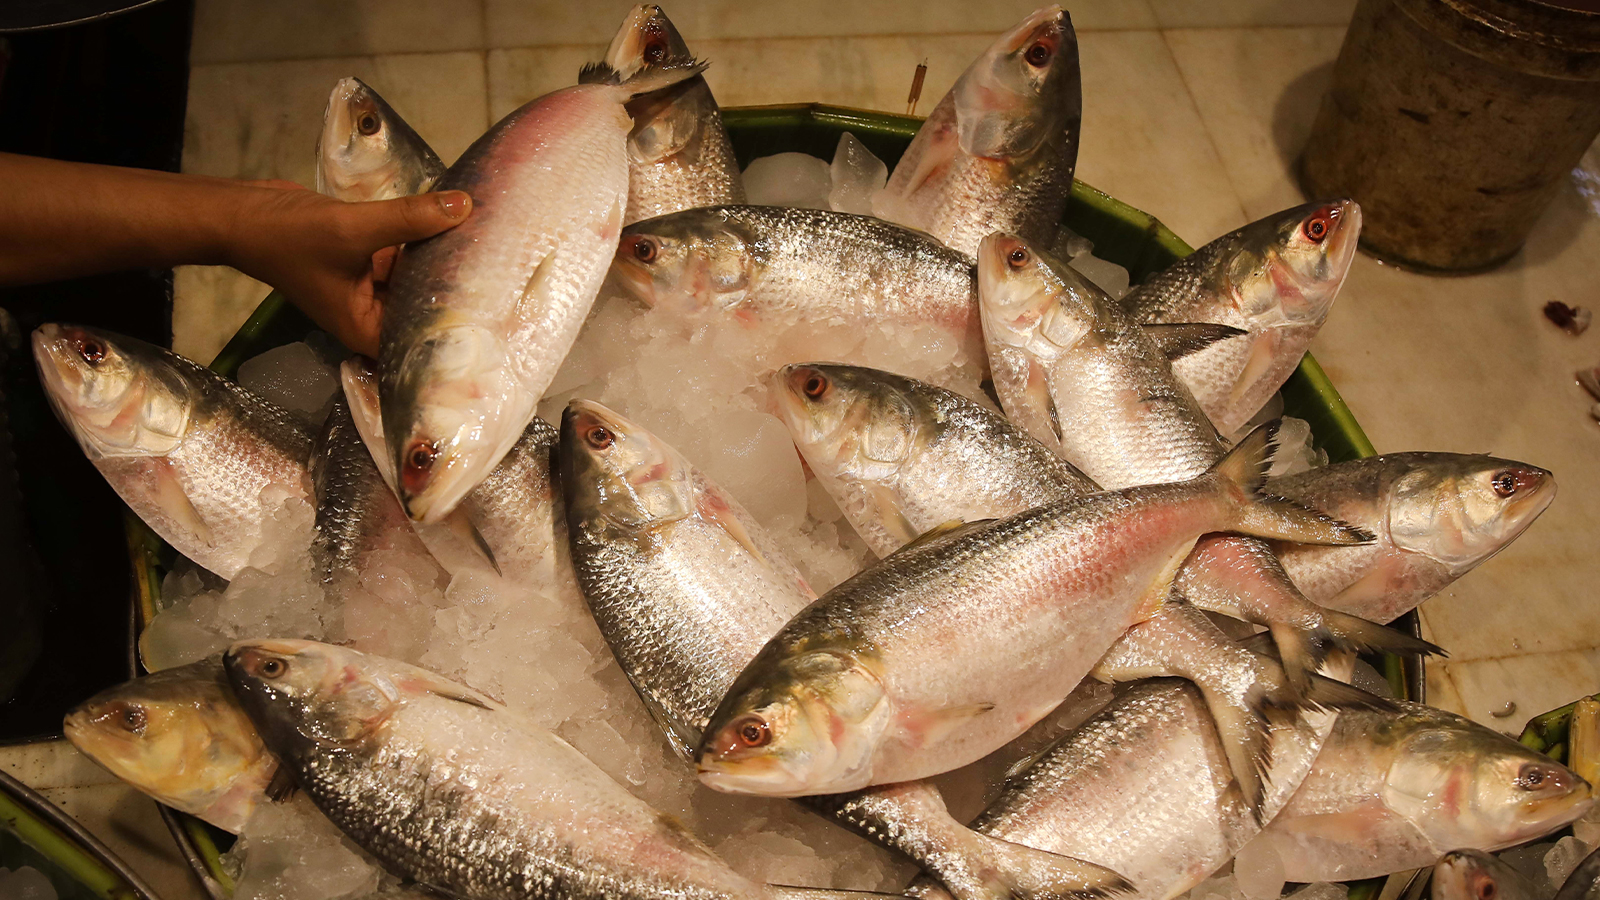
(803, 372), (829, 400)
(1492, 471), (1518, 498)
(732, 714), (772, 748)
(642, 38), (668, 65)
(1007, 246), (1031, 269)
(259, 657), (288, 679)
(105, 701), (146, 734)
(1303, 213), (1332, 243)
(356, 112), (381, 136)
(77, 337), (107, 365)
(405, 440), (439, 474)
(584, 425), (614, 450)
(1516, 763), (1554, 790)
(628, 236), (659, 264)
(1024, 40), (1054, 68)
(1477, 879), (1497, 900)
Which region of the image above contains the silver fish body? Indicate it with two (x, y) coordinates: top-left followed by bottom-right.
(1250, 701), (1593, 882)
(874, 7), (1080, 256)
(1119, 200), (1361, 436)
(460, 415), (562, 585)
(613, 206), (980, 364)
(32, 324), (312, 578)
(315, 76), (444, 203)
(64, 657), (277, 833)
(224, 639), (838, 900)
(1434, 850), (1543, 900)
(597, 5), (744, 223)
(1266, 453), (1555, 623)
(377, 60), (704, 524)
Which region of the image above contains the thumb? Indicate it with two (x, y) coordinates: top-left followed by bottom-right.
(354, 190), (472, 250)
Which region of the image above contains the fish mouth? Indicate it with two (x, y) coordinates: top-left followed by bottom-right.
(1322, 199), (1362, 283)
(695, 753), (814, 797)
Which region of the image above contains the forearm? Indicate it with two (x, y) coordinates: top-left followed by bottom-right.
(0, 153), (257, 284)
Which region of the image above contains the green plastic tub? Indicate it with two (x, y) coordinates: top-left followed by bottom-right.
(125, 103), (1415, 899)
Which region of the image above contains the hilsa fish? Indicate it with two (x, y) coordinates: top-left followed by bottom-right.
(315, 76), (444, 203)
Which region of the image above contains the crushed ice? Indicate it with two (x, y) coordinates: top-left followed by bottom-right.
(0, 866), (57, 900)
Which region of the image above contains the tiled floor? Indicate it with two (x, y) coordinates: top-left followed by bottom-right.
(19, 0), (1600, 897)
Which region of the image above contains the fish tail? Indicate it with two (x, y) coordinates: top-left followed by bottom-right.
(896, 833), (1135, 900)
(770, 889), (951, 900)
(1265, 619), (1328, 696)
(1303, 672), (1402, 714)
(581, 57), (709, 96)
(1195, 678), (1275, 821)
(1318, 607), (1447, 660)
(1208, 420), (1373, 546)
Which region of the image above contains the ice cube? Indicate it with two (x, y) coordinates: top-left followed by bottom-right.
(1348, 659), (1396, 699)
(237, 341), (341, 423)
(228, 799), (383, 900)
(1052, 225), (1095, 261)
(1231, 837), (1287, 900)
(1547, 835), (1592, 888)
(1069, 249), (1131, 300)
(743, 152), (833, 210)
(0, 866), (58, 900)
(828, 133), (888, 215)
(1284, 882), (1348, 900)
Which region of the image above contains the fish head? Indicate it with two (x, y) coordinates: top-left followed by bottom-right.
(32, 324), (193, 460)
(603, 5), (692, 79)
(768, 363), (924, 485)
(611, 211), (761, 314)
(952, 6), (1077, 161)
(63, 658), (266, 820)
(1225, 199), (1361, 329)
(695, 649), (889, 796)
(225, 639), (401, 756)
(383, 322), (527, 523)
(560, 399), (694, 535)
(1385, 720), (1592, 852)
(315, 77), (440, 202)
(978, 232), (1102, 362)
(1386, 455), (1554, 576)
(1434, 850), (1516, 900)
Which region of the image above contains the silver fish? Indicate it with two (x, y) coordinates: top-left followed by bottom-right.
(1119, 200), (1361, 436)
(695, 422), (1369, 796)
(224, 638), (906, 900)
(315, 77), (444, 203)
(976, 234), (1438, 690)
(377, 59), (706, 523)
(612, 206), (981, 364)
(32, 324), (312, 578)
(874, 6), (1080, 256)
(908, 664), (1355, 900)
(562, 399), (1126, 900)
(765, 363), (1373, 811)
(592, 5), (744, 223)
(1266, 453), (1555, 624)
(1433, 850), (1543, 900)
(1250, 701), (1592, 882)
(63, 657), (280, 833)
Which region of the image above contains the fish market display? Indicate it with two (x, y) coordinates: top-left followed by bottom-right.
(874, 6), (1081, 256)
(1119, 201), (1360, 436)
(612, 206), (983, 369)
(594, 4), (744, 223)
(47, 6), (1581, 900)
(315, 77), (444, 203)
(33, 324), (312, 578)
(377, 57), (706, 524)
(224, 638), (895, 900)
(63, 657), (278, 833)
(1266, 453), (1555, 623)
(563, 399), (1126, 900)
(696, 424), (1368, 796)
(1250, 702), (1593, 882)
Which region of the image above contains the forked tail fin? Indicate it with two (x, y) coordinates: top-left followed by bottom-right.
(1208, 420), (1373, 546)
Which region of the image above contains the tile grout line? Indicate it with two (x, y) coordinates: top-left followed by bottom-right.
(480, 0), (493, 130)
(1155, 27), (1252, 237)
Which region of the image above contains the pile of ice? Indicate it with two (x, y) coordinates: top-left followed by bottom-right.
(0, 866), (57, 900)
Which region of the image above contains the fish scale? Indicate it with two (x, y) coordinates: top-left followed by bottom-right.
(311, 399), (432, 589)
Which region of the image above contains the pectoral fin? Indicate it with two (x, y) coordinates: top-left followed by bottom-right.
(152, 459), (215, 550)
(912, 702), (997, 747)
(1023, 358), (1063, 444)
(696, 489), (767, 567)
(440, 507), (501, 576)
(868, 483), (922, 552)
(515, 249), (562, 324)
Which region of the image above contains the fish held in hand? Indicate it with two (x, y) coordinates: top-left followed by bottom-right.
(32, 324), (312, 578)
(64, 657), (280, 833)
(315, 77), (444, 203)
(695, 420), (1370, 797)
(874, 6), (1081, 256)
(1120, 200), (1361, 435)
(1267, 453), (1555, 623)
(594, 4), (744, 222)
(1252, 701), (1593, 882)
(377, 58), (706, 524)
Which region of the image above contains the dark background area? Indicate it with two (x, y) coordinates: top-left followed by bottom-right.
(0, 0), (192, 741)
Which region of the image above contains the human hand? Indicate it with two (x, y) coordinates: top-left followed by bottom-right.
(223, 181), (471, 357)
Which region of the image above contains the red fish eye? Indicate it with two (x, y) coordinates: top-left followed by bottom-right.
(105, 701), (146, 733)
(78, 338), (107, 364)
(733, 715), (771, 748)
(1304, 214), (1331, 243)
(803, 373), (829, 400)
(1478, 880), (1497, 900)
(585, 425), (614, 449)
(642, 39), (667, 65)
(1492, 471), (1518, 497)
(356, 112), (381, 136)
(1007, 246), (1030, 268)
(405, 441), (439, 474)
(1025, 40), (1053, 67)
(629, 236), (659, 264)
(259, 657), (288, 679)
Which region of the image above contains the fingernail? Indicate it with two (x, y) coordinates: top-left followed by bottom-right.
(438, 191), (471, 218)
